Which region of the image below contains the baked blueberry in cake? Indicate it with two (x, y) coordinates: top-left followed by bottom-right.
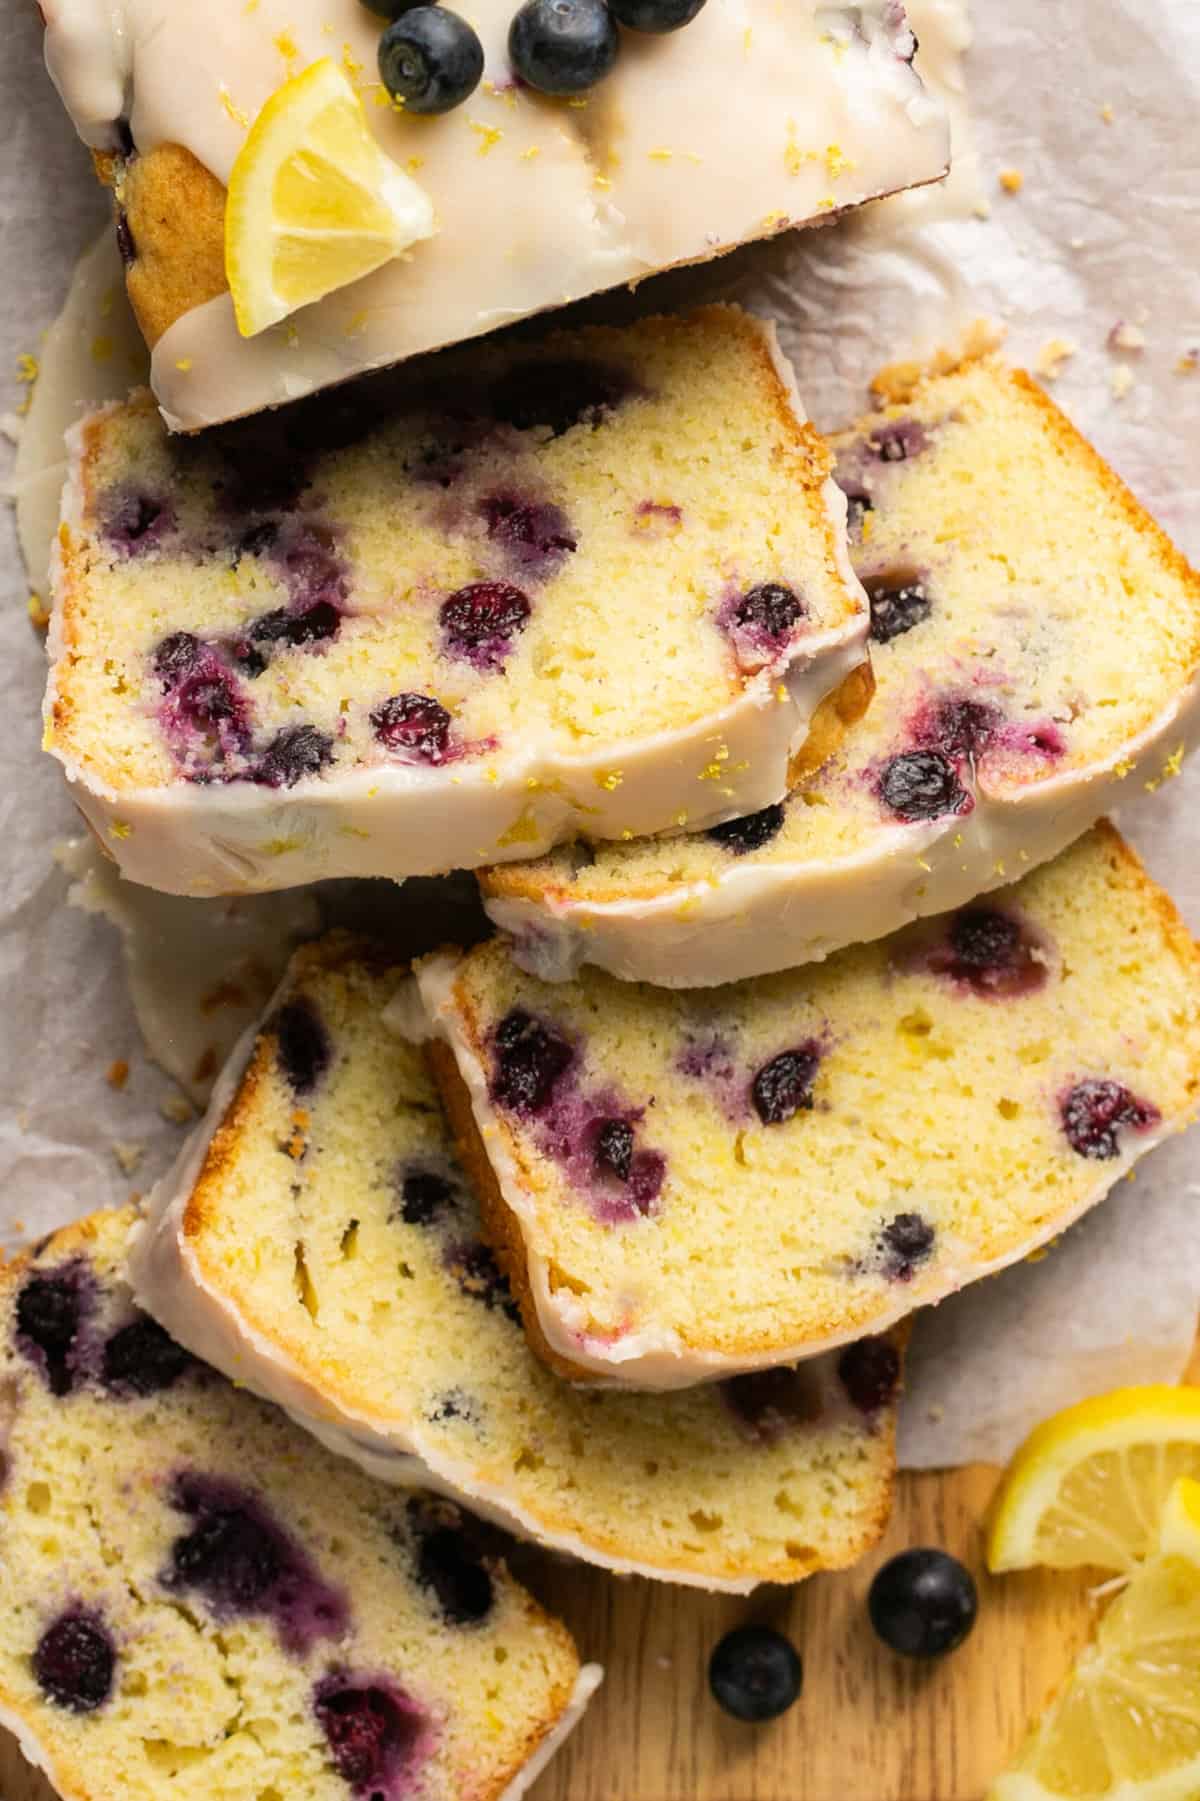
(131, 938), (903, 1593)
(0, 1209), (596, 1801)
(422, 826), (1200, 1386)
(482, 357), (1200, 987)
(46, 307), (872, 896)
(40, 0), (948, 428)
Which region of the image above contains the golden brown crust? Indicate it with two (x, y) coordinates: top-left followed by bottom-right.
(115, 145), (230, 348)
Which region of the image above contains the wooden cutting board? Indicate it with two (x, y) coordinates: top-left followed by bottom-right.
(6, 1341), (1198, 1801)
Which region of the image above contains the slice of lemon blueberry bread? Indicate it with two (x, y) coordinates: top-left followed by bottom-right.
(423, 825), (1200, 1388)
(482, 357), (1200, 986)
(130, 937), (902, 1593)
(0, 1207), (597, 1801)
(43, 0), (947, 429)
(45, 307), (872, 897)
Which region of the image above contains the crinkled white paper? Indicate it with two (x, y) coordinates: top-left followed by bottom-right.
(0, 0), (1198, 1469)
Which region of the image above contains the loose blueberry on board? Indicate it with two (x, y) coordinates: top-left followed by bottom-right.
(315, 1673), (430, 1796)
(361, 0), (430, 16)
(273, 997), (332, 1095)
(1061, 1078), (1161, 1160)
(609, 0), (707, 28)
(706, 802), (786, 856)
(877, 1212), (935, 1282)
(101, 1315), (194, 1398)
(33, 1609), (116, 1714)
(837, 1336), (901, 1415)
(15, 1266), (91, 1397)
(709, 1625), (803, 1722)
(877, 750), (969, 822)
(751, 1044), (820, 1126)
(372, 692), (454, 763)
(867, 578), (932, 645)
(868, 1549), (978, 1659)
(379, 6), (485, 113)
(416, 1525), (495, 1624)
(508, 0), (619, 96)
(491, 1009), (574, 1113)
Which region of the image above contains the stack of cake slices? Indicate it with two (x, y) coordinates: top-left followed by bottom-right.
(14, 0), (1200, 1792)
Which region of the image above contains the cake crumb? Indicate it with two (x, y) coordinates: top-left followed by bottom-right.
(106, 1059), (130, 1091)
(655, 1655), (673, 1670)
(869, 318), (1006, 404)
(926, 1403), (945, 1423)
(160, 1090), (197, 1125)
(1035, 338), (1076, 382)
(1099, 101), (1115, 124)
(112, 1140), (144, 1176)
(1108, 321), (1145, 354)
(1109, 365), (1135, 402)
(1177, 350), (1199, 376)
(27, 593), (50, 632)
(998, 167), (1024, 194)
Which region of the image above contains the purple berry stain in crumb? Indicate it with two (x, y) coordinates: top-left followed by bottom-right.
(751, 1043), (821, 1126)
(927, 906), (1049, 1000)
(253, 724), (335, 789)
(1061, 1079), (1161, 1160)
(866, 419), (928, 464)
(722, 1364), (823, 1443)
(443, 1241), (522, 1325)
(164, 1472), (349, 1654)
(876, 1213), (936, 1282)
(676, 1034), (744, 1120)
(414, 1522), (495, 1624)
(315, 1671), (434, 1800)
(837, 1336), (901, 1416)
(15, 1261), (95, 1397)
(33, 1608), (115, 1714)
(371, 693), (454, 765)
(721, 581), (806, 671)
(586, 1113), (666, 1223)
(634, 499), (683, 534)
(479, 492), (577, 576)
(152, 636), (254, 778)
(877, 750), (970, 823)
(867, 577), (932, 645)
(396, 1166), (459, 1227)
(842, 489), (873, 537)
(491, 1009), (574, 1114)
(101, 1314), (194, 1397)
(707, 802), (786, 856)
(101, 487), (175, 557)
(273, 996), (331, 1095)
(489, 357), (631, 437)
(440, 580), (531, 669)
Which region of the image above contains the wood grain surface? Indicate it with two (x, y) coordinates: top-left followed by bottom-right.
(5, 1344), (1197, 1801)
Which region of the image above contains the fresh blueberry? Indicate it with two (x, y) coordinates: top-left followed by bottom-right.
(273, 997), (331, 1095)
(101, 1316), (193, 1398)
(361, 0), (430, 15)
(33, 1609), (115, 1714)
(253, 724), (335, 788)
(751, 1044), (820, 1126)
(877, 750), (969, 822)
(15, 1266), (91, 1397)
(371, 693), (453, 763)
(837, 1336), (901, 1415)
(709, 1625), (802, 1722)
(508, 0), (619, 94)
(490, 358), (629, 436)
(1061, 1079), (1160, 1160)
(399, 1168), (458, 1227)
(608, 0), (706, 28)
(722, 1364), (822, 1443)
(594, 1117), (634, 1182)
(868, 1549), (978, 1658)
(440, 580), (531, 668)
(479, 493), (577, 575)
(415, 1526), (494, 1624)
(491, 1009), (573, 1113)
(877, 1213), (935, 1282)
(867, 579), (931, 645)
(378, 7), (484, 113)
(315, 1673), (428, 1794)
(706, 803), (786, 856)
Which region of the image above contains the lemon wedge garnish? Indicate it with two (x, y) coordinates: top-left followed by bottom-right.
(987, 1385), (1200, 1576)
(225, 58), (435, 338)
(990, 1475), (1200, 1801)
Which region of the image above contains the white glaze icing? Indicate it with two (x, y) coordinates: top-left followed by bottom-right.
(484, 685), (1200, 986)
(45, 337), (874, 896)
(130, 997), (825, 1589)
(42, 0), (949, 429)
(412, 943), (1200, 1388)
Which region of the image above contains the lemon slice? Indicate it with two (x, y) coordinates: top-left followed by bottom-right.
(990, 1476), (1200, 1801)
(987, 1386), (1200, 1576)
(225, 58), (436, 338)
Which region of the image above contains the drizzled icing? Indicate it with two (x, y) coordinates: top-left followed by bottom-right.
(42, 0), (948, 427)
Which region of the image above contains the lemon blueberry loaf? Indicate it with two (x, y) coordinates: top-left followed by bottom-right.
(46, 307), (872, 897)
(421, 826), (1200, 1387)
(0, 1207), (597, 1801)
(131, 936), (903, 1593)
(482, 358), (1200, 987)
(41, 0), (948, 429)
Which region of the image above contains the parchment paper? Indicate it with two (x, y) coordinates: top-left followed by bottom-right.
(1, 0), (1198, 1469)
